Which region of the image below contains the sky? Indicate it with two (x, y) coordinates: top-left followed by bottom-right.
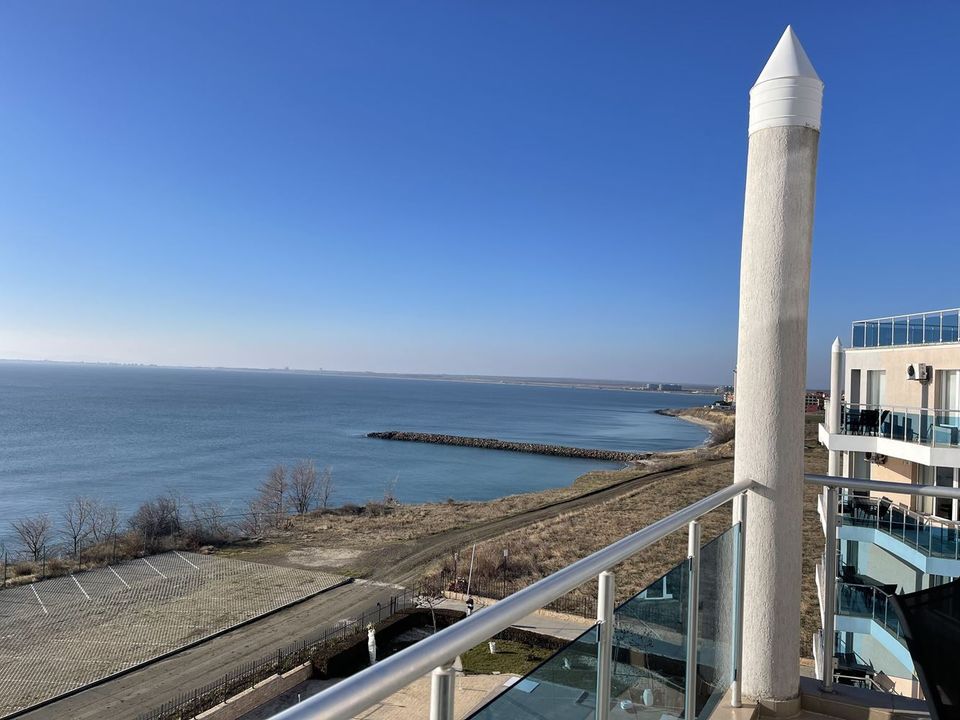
(1, 2), (958, 388)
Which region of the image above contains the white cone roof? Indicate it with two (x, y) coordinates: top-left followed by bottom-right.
(749, 26), (823, 135)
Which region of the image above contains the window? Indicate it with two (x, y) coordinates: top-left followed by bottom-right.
(935, 467), (956, 521)
(940, 370), (960, 411)
(866, 370), (886, 408)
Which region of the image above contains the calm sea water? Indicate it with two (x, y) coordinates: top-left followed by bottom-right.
(0, 363), (713, 535)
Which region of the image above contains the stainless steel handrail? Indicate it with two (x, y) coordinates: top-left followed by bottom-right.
(805, 473), (960, 500)
(271, 478), (754, 720)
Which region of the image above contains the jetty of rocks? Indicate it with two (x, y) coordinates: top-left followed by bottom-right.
(366, 431), (647, 462)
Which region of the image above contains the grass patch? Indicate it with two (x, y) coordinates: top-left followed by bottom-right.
(460, 639), (553, 675)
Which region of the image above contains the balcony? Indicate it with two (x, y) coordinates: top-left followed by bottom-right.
(851, 309), (960, 348)
(837, 495), (960, 575)
(819, 402), (960, 466)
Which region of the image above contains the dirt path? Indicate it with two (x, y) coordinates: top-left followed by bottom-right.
(366, 457), (729, 583)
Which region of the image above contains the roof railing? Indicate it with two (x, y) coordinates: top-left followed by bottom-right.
(850, 308), (960, 348)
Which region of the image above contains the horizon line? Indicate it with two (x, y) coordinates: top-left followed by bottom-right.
(0, 356), (731, 390)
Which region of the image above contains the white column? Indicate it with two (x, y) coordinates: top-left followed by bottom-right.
(828, 338), (843, 477)
(733, 26), (823, 713)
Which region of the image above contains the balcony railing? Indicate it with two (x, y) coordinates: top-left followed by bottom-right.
(836, 582), (906, 647)
(851, 308), (960, 348)
(837, 402), (960, 448)
(269, 480), (752, 720)
(807, 473), (960, 697)
(839, 495), (960, 560)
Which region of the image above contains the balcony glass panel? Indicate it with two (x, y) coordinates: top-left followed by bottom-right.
(608, 561), (690, 718)
(908, 315), (924, 344)
(852, 322), (866, 348)
(695, 527), (737, 719)
(878, 319), (893, 346)
(865, 321), (879, 347)
(925, 313), (942, 343)
(943, 311), (960, 343)
(469, 625), (601, 720)
(837, 583), (905, 647)
(470, 526), (739, 720)
(893, 316), (908, 345)
(839, 496), (960, 560)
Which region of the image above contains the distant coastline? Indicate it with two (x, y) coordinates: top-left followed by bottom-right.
(0, 358), (719, 395)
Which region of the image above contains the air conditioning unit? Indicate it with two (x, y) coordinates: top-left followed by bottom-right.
(907, 363), (929, 382)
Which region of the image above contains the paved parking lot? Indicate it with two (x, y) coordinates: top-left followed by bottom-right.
(0, 552), (343, 717)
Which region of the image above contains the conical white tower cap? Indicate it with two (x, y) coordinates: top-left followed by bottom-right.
(749, 26), (823, 135)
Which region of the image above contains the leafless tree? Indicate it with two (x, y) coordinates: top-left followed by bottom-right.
(90, 501), (121, 544)
(62, 496), (96, 562)
(236, 507), (267, 538)
(11, 514), (53, 562)
(318, 466), (334, 510)
(128, 493), (183, 553)
(251, 464), (288, 527)
(186, 502), (233, 545)
(290, 460), (318, 515)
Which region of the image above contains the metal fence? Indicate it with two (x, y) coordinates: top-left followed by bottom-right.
(135, 584), (426, 720)
(436, 570), (597, 618)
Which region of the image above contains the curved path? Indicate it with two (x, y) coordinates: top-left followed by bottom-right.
(366, 457), (729, 582)
(20, 457), (728, 720)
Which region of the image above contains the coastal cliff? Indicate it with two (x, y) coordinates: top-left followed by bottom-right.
(366, 431), (648, 462)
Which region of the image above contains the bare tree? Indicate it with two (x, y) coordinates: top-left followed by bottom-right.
(290, 460), (319, 515)
(318, 466), (334, 510)
(186, 502), (232, 545)
(251, 465), (288, 527)
(62, 496), (96, 562)
(91, 502), (121, 545)
(11, 514), (53, 562)
(129, 493), (182, 553)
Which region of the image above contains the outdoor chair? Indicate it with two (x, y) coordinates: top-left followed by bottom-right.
(859, 409), (880, 436)
(845, 408), (861, 435)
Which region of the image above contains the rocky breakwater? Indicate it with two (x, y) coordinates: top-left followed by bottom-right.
(366, 431), (648, 462)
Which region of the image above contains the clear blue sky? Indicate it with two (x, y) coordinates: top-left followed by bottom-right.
(2, 2), (958, 387)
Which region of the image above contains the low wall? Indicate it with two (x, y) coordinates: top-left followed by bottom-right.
(195, 662), (312, 720)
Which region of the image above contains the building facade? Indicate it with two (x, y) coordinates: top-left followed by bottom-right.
(818, 308), (960, 697)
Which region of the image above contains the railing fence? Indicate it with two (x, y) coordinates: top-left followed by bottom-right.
(135, 584), (427, 720)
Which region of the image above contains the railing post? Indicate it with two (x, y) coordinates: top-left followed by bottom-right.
(429, 664), (456, 720)
(685, 521), (701, 720)
(731, 493), (747, 708)
(821, 486), (838, 692)
(596, 571), (615, 720)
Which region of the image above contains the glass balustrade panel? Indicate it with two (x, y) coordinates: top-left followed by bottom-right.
(470, 526), (739, 720)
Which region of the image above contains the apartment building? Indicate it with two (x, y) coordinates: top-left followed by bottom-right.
(818, 308), (960, 697)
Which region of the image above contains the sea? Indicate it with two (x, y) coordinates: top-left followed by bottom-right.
(0, 362), (715, 541)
